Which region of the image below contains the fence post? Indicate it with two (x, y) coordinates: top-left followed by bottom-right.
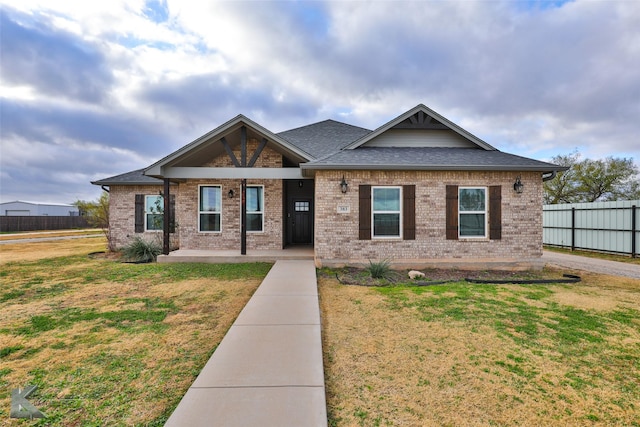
(632, 205), (637, 258)
(571, 207), (576, 252)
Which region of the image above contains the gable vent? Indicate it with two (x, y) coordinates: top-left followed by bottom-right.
(394, 111), (448, 130)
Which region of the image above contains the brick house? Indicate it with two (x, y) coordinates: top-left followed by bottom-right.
(92, 104), (566, 269)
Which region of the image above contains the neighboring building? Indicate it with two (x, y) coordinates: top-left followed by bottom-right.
(92, 104), (567, 269)
(0, 201), (79, 216)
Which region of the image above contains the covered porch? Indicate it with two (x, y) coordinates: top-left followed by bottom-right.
(157, 246), (314, 264)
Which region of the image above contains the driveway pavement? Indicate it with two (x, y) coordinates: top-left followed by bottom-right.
(542, 250), (640, 279)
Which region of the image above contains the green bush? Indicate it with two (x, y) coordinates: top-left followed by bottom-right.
(366, 259), (391, 279)
(122, 237), (162, 263)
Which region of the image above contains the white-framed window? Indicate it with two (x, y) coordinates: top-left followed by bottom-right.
(372, 186), (402, 238)
(459, 187), (487, 238)
(145, 195), (164, 231)
(199, 185), (222, 232)
(245, 185), (264, 232)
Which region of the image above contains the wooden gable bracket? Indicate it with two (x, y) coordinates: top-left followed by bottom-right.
(221, 126), (268, 168)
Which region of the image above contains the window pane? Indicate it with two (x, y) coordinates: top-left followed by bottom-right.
(200, 187), (221, 212)
(373, 188), (400, 211)
(246, 213), (262, 232)
(459, 189), (485, 212)
(200, 213), (220, 232)
(146, 195), (163, 212)
(373, 213), (400, 236)
(460, 213), (485, 236)
(247, 187), (263, 212)
(147, 214), (163, 230)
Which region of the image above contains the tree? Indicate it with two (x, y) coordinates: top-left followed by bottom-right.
(544, 152), (640, 203)
(543, 152), (581, 204)
(74, 191), (113, 250)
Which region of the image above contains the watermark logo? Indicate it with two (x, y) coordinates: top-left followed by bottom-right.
(10, 385), (46, 419)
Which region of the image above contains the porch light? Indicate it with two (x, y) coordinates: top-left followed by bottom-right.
(228, 189), (235, 198)
(340, 176), (348, 193)
(513, 176), (524, 194)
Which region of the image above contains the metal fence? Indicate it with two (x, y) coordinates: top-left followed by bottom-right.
(0, 216), (90, 232)
(543, 200), (639, 257)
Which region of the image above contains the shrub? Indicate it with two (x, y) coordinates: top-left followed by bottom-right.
(122, 237), (162, 263)
(366, 259), (391, 279)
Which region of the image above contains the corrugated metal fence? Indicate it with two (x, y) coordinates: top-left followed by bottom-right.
(0, 216), (90, 232)
(543, 200), (639, 257)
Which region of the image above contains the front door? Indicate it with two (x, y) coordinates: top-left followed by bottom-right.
(292, 199), (312, 244)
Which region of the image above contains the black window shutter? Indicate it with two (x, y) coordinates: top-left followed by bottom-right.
(169, 194), (176, 234)
(134, 194), (144, 233)
(403, 185), (416, 240)
(489, 185), (502, 240)
(446, 185), (458, 240)
(359, 185), (371, 240)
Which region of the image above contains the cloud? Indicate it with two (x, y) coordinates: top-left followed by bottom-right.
(0, 8), (114, 103)
(1, 0), (639, 204)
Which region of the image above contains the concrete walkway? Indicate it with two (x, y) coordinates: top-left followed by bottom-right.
(164, 260), (327, 427)
(542, 250), (640, 279)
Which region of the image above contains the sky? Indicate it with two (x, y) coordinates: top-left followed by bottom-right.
(1, 0), (639, 204)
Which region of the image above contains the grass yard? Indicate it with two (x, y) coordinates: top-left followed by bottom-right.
(320, 270), (640, 426)
(0, 237), (271, 426)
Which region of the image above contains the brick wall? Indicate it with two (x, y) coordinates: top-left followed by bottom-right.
(314, 170), (544, 269)
(108, 143), (286, 251)
(108, 185), (179, 249)
(176, 178), (283, 251)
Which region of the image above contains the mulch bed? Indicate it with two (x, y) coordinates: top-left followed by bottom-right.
(322, 267), (571, 287)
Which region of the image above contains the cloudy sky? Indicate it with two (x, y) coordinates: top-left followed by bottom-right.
(1, 0), (638, 204)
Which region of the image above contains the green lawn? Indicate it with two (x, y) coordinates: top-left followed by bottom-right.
(0, 238), (271, 426)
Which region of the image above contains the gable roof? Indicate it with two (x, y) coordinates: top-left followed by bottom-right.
(93, 104), (567, 186)
(144, 114), (314, 177)
(344, 104), (496, 151)
(277, 119), (371, 159)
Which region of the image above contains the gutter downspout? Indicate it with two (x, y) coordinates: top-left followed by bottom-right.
(101, 185), (110, 193)
(542, 171), (557, 182)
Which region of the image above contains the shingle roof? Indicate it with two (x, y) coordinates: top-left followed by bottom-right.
(91, 169), (164, 186)
(302, 147), (564, 172)
(277, 120), (372, 159)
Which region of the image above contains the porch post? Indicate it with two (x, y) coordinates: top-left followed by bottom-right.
(241, 178), (247, 255)
(163, 178), (170, 255)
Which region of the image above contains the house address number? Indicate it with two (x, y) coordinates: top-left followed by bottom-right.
(337, 205), (350, 214)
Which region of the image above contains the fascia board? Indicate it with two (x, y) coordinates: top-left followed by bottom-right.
(344, 104), (497, 151)
(300, 163), (569, 172)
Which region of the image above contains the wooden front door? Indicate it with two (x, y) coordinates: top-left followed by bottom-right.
(292, 199), (312, 244)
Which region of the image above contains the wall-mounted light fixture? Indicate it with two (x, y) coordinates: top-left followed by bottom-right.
(513, 176), (524, 194)
(340, 176), (348, 194)
(228, 189), (235, 198)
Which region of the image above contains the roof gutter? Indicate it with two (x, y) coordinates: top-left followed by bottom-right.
(301, 164), (567, 172)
